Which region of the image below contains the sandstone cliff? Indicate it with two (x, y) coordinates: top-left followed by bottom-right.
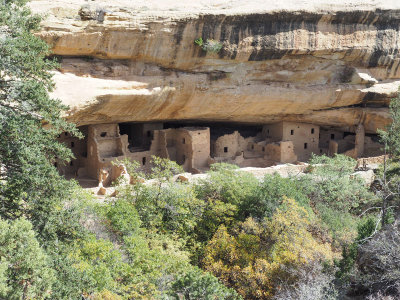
(29, 0), (400, 133)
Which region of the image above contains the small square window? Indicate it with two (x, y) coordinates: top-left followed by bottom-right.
(311, 128), (314, 134)
(100, 132), (107, 137)
(304, 143), (308, 149)
(224, 147), (228, 153)
(290, 130), (294, 135)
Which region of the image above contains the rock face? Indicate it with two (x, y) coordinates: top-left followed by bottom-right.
(30, 0), (400, 133)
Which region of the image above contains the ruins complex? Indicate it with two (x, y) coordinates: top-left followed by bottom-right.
(57, 121), (382, 185)
(28, 0), (400, 183)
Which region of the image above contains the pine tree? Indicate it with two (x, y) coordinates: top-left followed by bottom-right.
(0, 0), (82, 242)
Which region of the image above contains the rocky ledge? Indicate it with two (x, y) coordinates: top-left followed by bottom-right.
(30, 0), (400, 133)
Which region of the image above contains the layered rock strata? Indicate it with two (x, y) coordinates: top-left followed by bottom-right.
(30, 0), (400, 133)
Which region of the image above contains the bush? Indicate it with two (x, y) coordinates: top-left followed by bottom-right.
(105, 198), (141, 236)
(241, 174), (310, 220)
(162, 267), (242, 300)
(194, 37), (223, 53)
(0, 218), (55, 299)
(203, 198), (334, 299)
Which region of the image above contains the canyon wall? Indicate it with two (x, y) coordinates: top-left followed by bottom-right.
(30, 0), (400, 133)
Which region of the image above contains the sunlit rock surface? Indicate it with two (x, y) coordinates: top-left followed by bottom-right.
(30, 0), (400, 133)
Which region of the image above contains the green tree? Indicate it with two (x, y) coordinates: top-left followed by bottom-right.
(163, 267), (242, 300)
(0, 217), (55, 299)
(379, 95), (400, 158)
(0, 0), (81, 242)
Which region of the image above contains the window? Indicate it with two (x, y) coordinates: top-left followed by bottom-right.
(262, 147), (265, 152)
(71, 142), (74, 148)
(142, 157), (146, 165)
(311, 128), (314, 134)
(64, 132), (68, 136)
(182, 138), (185, 144)
(290, 130), (294, 135)
(304, 143), (308, 149)
(147, 131), (151, 137)
(331, 133), (335, 140)
(224, 147), (228, 153)
(251, 145), (254, 150)
(100, 132), (107, 137)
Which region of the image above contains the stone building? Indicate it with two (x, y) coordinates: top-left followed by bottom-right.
(56, 120), (382, 185)
(262, 121), (320, 161)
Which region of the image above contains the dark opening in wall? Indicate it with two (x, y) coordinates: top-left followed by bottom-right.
(82, 152), (87, 158)
(331, 134), (335, 140)
(304, 143), (308, 149)
(262, 147), (265, 152)
(311, 128), (315, 134)
(65, 132), (68, 136)
(70, 161), (73, 166)
(182, 138), (185, 144)
(54, 162), (57, 167)
(291, 130), (294, 135)
(100, 132), (107, 137)
(142, 157), (146, 165)
(320, 149), (323, 153)
(224, 147), (228, 153)
(71, 142), (74, 148)
(147, 131), (151, 137)
(251, 145), (254, 150)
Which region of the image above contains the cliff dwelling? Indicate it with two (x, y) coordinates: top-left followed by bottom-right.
(56, 121), (383, 186)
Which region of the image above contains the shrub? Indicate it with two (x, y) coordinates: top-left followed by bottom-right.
(0, 218), (55, 299)
(105, 198), (141, 236)
(194, 37), (223, 53)
(241, 174), (310, 220)
(203, 198), (334, 299)
(162, 267), (242, 300)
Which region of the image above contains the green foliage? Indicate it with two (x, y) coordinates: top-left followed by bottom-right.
(378, 94), (400, 157)
(162, 267), (242, 300)
(241, 174), (310, 219)
(196, 163), (258, 209)
(0, 0), (83, 244)
(149, 155), (184, 181)
(0, 217), (55, 299)
(194, 37), (223, 53)
(335, 216), (378, 281)
(105, 198), (141, 236)
(300, 154), (376, 244)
